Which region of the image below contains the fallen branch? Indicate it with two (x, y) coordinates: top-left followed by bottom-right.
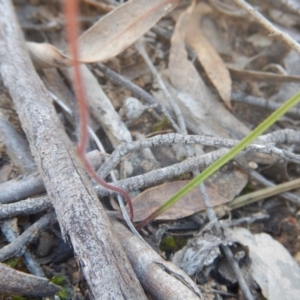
(0, 1), (146, 298)
(0, 262), (59, 297)
(113, 220), (203, 300)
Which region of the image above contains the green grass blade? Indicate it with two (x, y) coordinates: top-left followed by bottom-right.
(138, 91), (300, 228)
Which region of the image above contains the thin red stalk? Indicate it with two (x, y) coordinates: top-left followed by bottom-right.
(82, 158), (134, 220)
(135, 208), (162, 230)
(63, 0), (134, 221)
(63, 0), (88, 154)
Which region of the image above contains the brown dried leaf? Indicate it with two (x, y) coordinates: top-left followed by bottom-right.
(27, 42), (71, 69)
(132, 181), (226, 222)
(27, 0), (180, 68)
(185, 3), (232, 109)
(168, 5), (250, 139)
(77, 0), (180, 62)
(168, 4), (227, 137)
(132, 167), (247, 222)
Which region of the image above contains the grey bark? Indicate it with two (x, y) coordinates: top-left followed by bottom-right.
(113, 220), (202, 300)
(0, 1), (146, 299)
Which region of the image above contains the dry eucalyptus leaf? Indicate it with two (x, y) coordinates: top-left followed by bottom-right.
(27, 42), (71, 69)
(131, 181), (227, 222)
(231, 227), (300, 300)
(185, 3), (232, 109)
(168, 4), (249, 139)
(27, 0), (180, 69)
(168, 5), (226, 137)
(131, 166), (247, 222)
(77, 0), (180, 62)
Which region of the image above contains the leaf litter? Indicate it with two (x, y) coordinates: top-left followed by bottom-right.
(1, 0), (300, 299)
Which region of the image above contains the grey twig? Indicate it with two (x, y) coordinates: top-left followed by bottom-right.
(1, 219), (45, 277)
(233, 0), (300, 54)
(197, 185), (254, 300)
(136, 39), (185, 132)
(0, 212), (56, 262)
(0, 149), (228, 222)
(98, 133), (300, 178)
(0, 172), (45, 204)
(0, 196), (52, 220)
(96, 148), (228, 195)
(0, 148), (227, 207)
(0, 90), (44, 277)
(0, 262), (59, 297)
(256, 128), (300, 144)
(248, 168), (300, 206)
(2, 140), (300, 210)
(97, 62), (181, 132)
(220, 245), (254, 300)
(232, 91), (300, 119)
(3, 143), (300, 222)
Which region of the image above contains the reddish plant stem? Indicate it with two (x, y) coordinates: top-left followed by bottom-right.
(81, 159), (134, 220)
(136, 211), (161, 230)
(62, 0), (134, 221)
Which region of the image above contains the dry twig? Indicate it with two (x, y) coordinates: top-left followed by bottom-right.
(0, 212), (56, 262)
(0, 262), (59, 297)
(98, 133), (300, 178)
(0, 1), (146, 298)
(233, 0), (300, 54)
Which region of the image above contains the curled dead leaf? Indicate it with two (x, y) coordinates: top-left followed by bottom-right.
(27, 0), (180, 68)
(27, 42), (71, 69)
(168, 4), (226, 137)
(185, 3), (232, 109)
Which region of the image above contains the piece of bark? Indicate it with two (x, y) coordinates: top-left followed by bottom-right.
(0, 1), (146, 299)
(0, 262), (59, 297)
(113, 220), (203, 300)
